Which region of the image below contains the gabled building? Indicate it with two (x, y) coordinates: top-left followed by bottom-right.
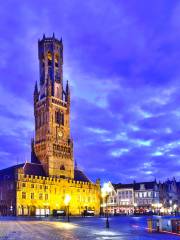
(104, 180), (160, 215)
(112, 183), (134, 214)
(133, 181), (160, 213)
(0, 34), (100, 216)
(159, 178), (179, 213)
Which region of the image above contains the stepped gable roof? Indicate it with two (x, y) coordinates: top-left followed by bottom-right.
(23, 162), (46, 176)
(74, 168), (90, 182)
(113, 183), (134, 190)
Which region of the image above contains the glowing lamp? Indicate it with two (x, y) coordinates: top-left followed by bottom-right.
(64, 194), (71, 206)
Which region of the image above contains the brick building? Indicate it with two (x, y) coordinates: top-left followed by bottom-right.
(0, 34), (100, 216)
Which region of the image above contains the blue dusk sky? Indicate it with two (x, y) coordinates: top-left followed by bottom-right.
(0, 0), (180, 183)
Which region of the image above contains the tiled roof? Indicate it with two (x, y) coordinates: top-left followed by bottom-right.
(133, 181), (156, 190)
(113, 183), (134, 190)
(0, 163), (24, 180)
(112, 181), (157, 191)
(0, 162), (46, 178)
(74, 169), (90, 182)
(0, 163), (91, 183)
(23, 162), (46, 176)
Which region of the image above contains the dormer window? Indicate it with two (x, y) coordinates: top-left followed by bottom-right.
(140, 184), (145, 190)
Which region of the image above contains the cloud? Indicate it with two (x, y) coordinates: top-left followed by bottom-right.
(0, 0), (180, 183)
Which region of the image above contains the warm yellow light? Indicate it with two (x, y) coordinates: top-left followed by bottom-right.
(158, 203), (162, 208)
(173, 204), (177, 209)
(64, 194), (71, 206)
(160, 207), (164, 213)
(101, 182), (112, 197)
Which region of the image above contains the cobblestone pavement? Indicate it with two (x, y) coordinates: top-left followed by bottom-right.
(0, 216), (179, 240)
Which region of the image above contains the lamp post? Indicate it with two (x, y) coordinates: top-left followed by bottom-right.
(101, 182), (112, 229)
(169, 200), (172, 214)
(10, 205), (13, 216)
(173, 204), (177, 216)
(64, 194), (71, 222)
(134, 203), (137, 215)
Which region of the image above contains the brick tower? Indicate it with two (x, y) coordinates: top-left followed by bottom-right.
(32, 34), (74, 179)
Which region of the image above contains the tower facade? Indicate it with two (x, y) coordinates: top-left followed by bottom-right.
(32, 34), (74, 179)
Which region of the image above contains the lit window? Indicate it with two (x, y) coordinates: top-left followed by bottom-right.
(45, 194), (48, 200)
(22, 192), (26, 199)
(31, 193), (34, 199)
(55, 54), (59, 67)
(47, 51), (52, 66)
(39, 193), (43, 200)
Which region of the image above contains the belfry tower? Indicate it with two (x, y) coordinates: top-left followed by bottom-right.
(32, 34), (74, 179)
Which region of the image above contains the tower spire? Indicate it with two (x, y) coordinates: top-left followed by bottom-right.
(65, 80), (70, 103)
(34, 81), (38, 94)
(34, 81), (39, 104)
(75, 160), (78, 170)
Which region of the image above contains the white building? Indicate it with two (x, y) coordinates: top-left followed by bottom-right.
(102, 181), (161, 215)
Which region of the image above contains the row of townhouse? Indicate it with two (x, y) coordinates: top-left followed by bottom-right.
(102, 178), (180, 215)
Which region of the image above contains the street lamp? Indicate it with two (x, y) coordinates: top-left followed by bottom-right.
(173, 204), (177, 215)
(169, 200), (172, 214)
(64, 194), (71, 222)
(101, 182), (112, 228)
(10, 205), (13, 216)
(134, 203), (137, 214)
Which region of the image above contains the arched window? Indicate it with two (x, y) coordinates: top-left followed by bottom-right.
(56, 87), (60, 98)
(47, 51), (52, 66)
(55, 111), (64, 125)
(55, 54), (59, 67)
(42, 54), (45, 67)
(60, 165), (65, 170)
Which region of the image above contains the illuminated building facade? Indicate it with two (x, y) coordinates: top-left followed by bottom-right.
(0, 34), (100, 216)
(104, 181), (161, 215)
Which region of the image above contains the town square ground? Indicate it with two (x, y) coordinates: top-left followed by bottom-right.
(0, 216), (179, 240)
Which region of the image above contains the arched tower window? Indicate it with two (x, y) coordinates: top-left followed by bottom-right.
(40, 54), (45, 85)
(55, 111), (64, 125)
(47, 51), (52, 66)
(42, 54), (45, 67)
(55, 53), (59, 67)
(56, 87), (60, 98)
(60, 165), (65, 170)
